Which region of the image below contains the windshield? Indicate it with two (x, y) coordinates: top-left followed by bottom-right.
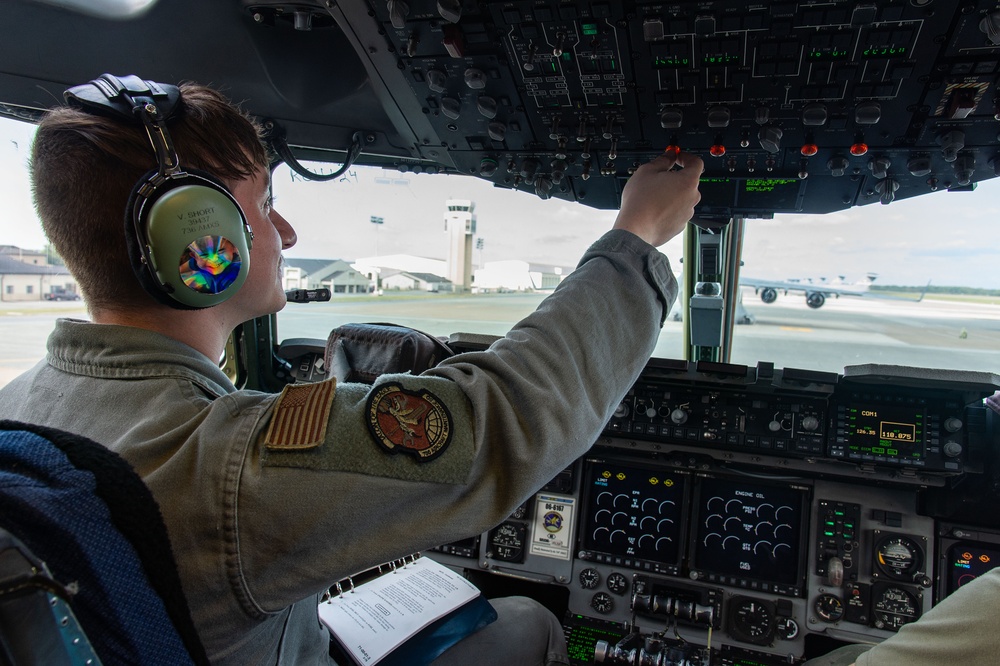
(272, 159), (1000, 376)
(2, 114), (1000, 385)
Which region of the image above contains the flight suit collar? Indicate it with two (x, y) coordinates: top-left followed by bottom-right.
(46, 319), (237, 398)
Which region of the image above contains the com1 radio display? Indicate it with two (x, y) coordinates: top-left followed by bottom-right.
(845, 405), (925, 460)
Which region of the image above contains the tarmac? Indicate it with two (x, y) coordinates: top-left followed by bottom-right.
(2, 292), (1000, 389)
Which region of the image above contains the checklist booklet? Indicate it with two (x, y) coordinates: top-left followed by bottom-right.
(319, 556), (496, 666)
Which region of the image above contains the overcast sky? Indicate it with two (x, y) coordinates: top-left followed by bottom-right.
(3, 115), (999, 288)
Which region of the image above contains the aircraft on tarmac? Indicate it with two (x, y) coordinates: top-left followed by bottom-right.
(741, 273), (894, 309)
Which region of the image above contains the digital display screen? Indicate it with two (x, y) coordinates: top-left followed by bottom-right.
(582, 461), (686, 567)
(845, 404), (925, 460)
(564, 614), (626, 665)
(736, 178), (803, 210)
(695, 178), (804, 212)
(946, 542), (1000, 595)
(698, 177), (737, 207)
(692, 477), (806, 587)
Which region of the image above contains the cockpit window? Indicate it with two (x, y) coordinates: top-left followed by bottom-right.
(274, 161), (1000, 376)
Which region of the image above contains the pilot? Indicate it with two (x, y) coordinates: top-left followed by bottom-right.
(0, 75), (702, 665)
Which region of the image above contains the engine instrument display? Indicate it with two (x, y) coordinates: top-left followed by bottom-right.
(843, 404), (926, 461)
(946, 542), (1000, 595)
(581, 460), (687, 574)
(692, 477), (807, 596)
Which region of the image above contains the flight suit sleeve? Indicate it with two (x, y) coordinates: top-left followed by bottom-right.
(241, 229), (677, 611)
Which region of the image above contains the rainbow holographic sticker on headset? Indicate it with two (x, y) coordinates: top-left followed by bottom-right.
(178, 236), (242, 294)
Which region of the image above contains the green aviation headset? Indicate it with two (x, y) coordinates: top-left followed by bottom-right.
(64, 73), (254, 309)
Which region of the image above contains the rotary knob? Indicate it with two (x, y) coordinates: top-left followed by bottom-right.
(758, 126), (783, 153)
(938, 130), (965, 163)
(907, 157), (932, 177)
(476, 95), (498, 119)
(660, 108), (683, 129)
(869, 156), (891, 179)
(437, 0), (461, 23)
(706, 106), (731, 128)
(801, 415), (820, 431)
(440, 97), (461, 120)
(670, 408), (688, 425)
(479, 158), (499, 177)
(534, 176), (553, 200)
(945, 417), (963, 433)
(828, 156), (849, 177)
(464, 68), (486, 89)
(487, 122), (506, 142)
(944, 441), (964, 458)
(426, 69), (447, 93)
(388, 0), (409, 29)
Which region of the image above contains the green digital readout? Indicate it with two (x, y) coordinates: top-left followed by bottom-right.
(703, 54), (740, 65)
(744, 178), (798, 193)
(862, 45), (908, 58)
(807, 49), (850, 61)
(654, 55), (690, 68)
(582, 23), (598, 36)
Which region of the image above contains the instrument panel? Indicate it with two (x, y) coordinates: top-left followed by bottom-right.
(321, 0), (1000, 215)
(275, 336), (1000, 663)
(416, 357), (1000, 665)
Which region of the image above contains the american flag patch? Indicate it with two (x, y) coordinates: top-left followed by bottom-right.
(264, 378), (337, 450)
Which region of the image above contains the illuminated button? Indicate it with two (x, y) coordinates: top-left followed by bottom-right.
(709, 144), (726, 157)
(801, 143), (819, 156)
(663, 144), (682, 156)
(850, 142), (869, 156)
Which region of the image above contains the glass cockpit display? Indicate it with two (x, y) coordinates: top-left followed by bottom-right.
(946, 542), (1000, 595)
(844, 404), (926, 461)
(582, 460), (687, 570)
(692, 477), (807, 593)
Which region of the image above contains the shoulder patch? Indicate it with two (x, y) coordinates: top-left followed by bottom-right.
(264, 378), (337, 450)
(366, 382), (453, 462)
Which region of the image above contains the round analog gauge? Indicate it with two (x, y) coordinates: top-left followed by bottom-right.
(591, 592), (614, 614)
(579, 568), (601, 590)
(729, 597), (775, 645)
(606, 572), (628, 595)
(814, 594), (844, 623)
(488, 522), (526, 562)
(510, 502), (529, 520)
(776, 617), (799, 640)
(875, 535), (922, 580)
(873, 585), (919, 631)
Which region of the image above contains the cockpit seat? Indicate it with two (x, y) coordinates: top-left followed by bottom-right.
(0, 420), (209, 665)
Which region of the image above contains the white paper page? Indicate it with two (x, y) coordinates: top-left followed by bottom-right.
(318, 557), (480, 665)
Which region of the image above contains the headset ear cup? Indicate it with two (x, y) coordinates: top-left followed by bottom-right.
(125, 170), (190, 309)
(127, 169), (252, 309)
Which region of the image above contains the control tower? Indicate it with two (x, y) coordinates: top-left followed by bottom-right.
(444, 199), (476, 292)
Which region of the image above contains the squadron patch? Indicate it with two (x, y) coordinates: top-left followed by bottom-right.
(366, 382), (453, 461)
(264, 378), (337, 450)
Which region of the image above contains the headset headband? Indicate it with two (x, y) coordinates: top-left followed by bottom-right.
(65, 74), (182, 182)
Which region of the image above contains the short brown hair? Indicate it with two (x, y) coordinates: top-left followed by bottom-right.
(30, 82), (269, 311)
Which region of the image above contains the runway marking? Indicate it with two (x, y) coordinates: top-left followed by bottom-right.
(779, 326), (814, 332)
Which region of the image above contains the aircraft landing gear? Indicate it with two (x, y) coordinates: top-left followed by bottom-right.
(806, 292), (826, 309)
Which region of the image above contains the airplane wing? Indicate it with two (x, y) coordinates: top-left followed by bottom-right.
(741, 276), (927, 309)
(742, 276), (864, 309)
